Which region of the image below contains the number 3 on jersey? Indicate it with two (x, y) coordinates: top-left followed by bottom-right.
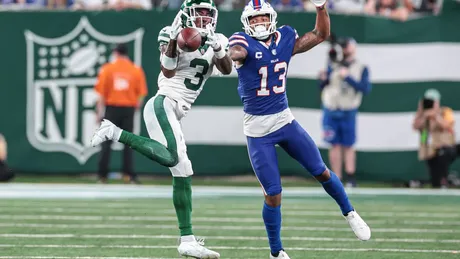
(257, 62), (287, 96)
(184, 58), (209, 91)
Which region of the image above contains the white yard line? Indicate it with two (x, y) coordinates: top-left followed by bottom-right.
(0, 234), (459, 243)
(1, 184), (460, 199)
(0, 203), (458, 213)
(195, 209), (460, 218)
(1, 215), (460, 226)
(0, 244), (458, 254)
(0, 223), (459, 233)
(0, 257), (175, 259)
(2, 209), (460, 218)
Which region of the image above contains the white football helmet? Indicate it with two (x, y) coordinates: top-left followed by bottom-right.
(241, 0), (277, 40)
(181, 0), (219, 36)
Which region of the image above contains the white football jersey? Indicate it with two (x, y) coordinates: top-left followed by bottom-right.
(157, 26), (229, 107)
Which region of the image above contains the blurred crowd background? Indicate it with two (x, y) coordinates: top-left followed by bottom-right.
(0, 0), (446, 22)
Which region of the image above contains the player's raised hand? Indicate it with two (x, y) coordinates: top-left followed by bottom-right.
(310, 0), (326, 7)
(169, 11), (184, 40)
(205, 24), (221, 51)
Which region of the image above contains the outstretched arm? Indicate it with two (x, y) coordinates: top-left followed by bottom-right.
(228, 45), (248, 65)
(205, 28), (233, 75)
(292, 5), (330, 55)
(159, 12), (183, 78)
(213, 47), (233, 75)
(160, 42), (178, 78)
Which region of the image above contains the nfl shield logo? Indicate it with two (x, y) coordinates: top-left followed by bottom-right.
(24, 16), (144, 164)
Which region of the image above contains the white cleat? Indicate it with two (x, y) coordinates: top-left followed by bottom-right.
(178, 240), (220, 259)
(345, 210), (371, 241)
(90, 119), (118, 147)
(270, 250), (291, 259)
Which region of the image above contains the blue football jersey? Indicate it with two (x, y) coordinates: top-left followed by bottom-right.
(229, 26), (298, 116)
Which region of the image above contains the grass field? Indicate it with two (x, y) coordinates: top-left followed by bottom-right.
(0, 184), (459, 259)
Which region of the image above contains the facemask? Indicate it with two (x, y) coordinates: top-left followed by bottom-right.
(255, 25), (267, 33)
(254, 24), (269, 40)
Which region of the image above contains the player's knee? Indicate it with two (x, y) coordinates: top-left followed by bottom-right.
(264, 184), (282, 197)
(165, 151), (179, 167)
(315, 169), (331, 182)
(265, 193), (281, 207)
(169, 158), (193, 177)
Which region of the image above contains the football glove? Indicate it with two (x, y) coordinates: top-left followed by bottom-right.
(169, 11), (183, 40)
(205, 24), (221, 51)
(310, 0), (326, 7)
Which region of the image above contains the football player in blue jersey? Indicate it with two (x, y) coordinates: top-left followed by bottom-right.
(228, 0), (371, 258)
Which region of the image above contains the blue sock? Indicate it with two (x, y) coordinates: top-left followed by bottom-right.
(262, 202), (283, 256)
(321, 171), (354, 215)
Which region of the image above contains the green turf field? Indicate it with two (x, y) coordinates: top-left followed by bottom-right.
(0, 184), (459, 259)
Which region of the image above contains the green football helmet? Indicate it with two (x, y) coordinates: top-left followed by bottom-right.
(180, 0), (218, 35)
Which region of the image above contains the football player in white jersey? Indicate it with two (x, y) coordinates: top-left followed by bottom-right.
(90, 0), (231, 257)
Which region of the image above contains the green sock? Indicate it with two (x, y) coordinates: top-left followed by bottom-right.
(119, 131), (178, 167)
(173, 177), (193, 236)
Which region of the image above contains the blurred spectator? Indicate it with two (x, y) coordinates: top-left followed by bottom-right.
(72, 0), (152, 10)
(364, 0), (410, 21)
(270, 0), (304, 11)
(0, 0), (45, 9)
(47, 0), (72, 8)
(326, 0), (366, 14)
(232, 0), (246, 9)
(412, 89), (456, 189)
(94, 44), (148, 184)
(403, 0), (441, 15)
(162, 0), (181, 9)
(318, 37), (372, 187)
(0, 134), (14, 183)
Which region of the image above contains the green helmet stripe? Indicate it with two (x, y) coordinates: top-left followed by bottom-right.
(158, 36), (170, 43)
(159, 32), (169, 38)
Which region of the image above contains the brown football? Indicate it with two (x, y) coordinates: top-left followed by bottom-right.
(177, 27), (202, 52)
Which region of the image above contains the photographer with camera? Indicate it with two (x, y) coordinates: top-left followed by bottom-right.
(412, 89), (456, 188)
(318, 37), (372, 187)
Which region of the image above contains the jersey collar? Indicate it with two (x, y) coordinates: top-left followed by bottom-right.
(258, 31), (281, 49)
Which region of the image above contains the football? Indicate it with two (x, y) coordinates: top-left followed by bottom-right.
(177, 27), (202, 52)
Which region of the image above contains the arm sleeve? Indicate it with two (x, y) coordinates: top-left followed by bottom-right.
(282, 25), (299, 39)
(344, 66), (372, 95)
(280, 25), (298, 55)
(228, 32), (249, 50)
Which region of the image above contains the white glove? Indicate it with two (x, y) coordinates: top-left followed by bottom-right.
(205, 24), (221, 50)
(310, 0), (326, 7)
(169, 11), (184, 40)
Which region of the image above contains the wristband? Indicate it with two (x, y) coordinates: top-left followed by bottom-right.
(161, 55), (178, 70)
(214, 47), (226, 59)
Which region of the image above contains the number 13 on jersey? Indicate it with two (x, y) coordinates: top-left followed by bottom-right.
(257, 61), (287, 96)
